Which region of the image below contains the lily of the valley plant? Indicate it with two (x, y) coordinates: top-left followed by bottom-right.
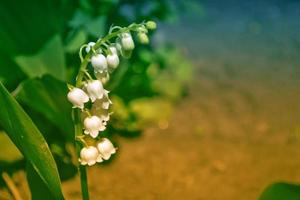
(67, 21), (156, 199)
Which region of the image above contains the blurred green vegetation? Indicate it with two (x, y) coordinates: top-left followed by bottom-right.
(0, 0), (195, 186)
(0, 1), (298, 199)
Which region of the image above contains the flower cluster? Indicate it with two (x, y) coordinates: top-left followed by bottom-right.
(67, 21), (156, 166)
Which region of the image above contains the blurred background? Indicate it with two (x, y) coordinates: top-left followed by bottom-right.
(1, 0), (300, 199)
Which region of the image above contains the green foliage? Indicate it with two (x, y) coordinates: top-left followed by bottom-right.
(15, 75), (73, 141)
(26, 163), (56, 200)
(0, 83), (64, 199)
(14, 35), (66, 81)
(259, 182), (300, 200)
(0, 0), (62, 55)
(0, 0), (195, 198)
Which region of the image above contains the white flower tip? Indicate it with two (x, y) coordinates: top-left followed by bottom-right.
(121, 32), (135, 50)
(85, 42), (96, 53)
(86, 80), (105, 102)
(80, 146), (99, 166)
(97, 138), (116, 161)
(91, 54), (108, 72)
(67, 88), (89, 109)
(90, 130), (99, 138)
(102, 154), (111, 160)
(84, 116), (104, 138)
(96, 155), (103, 163)
(87, 161), (96, 166)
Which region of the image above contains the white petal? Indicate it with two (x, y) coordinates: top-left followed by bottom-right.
(67, 88), (89, 109)
(91, 54), (108, 72)
(121, 33), (135, 50)
(102, 102), (110, 109)
(87, 160), (96, 166)
(90, 130), (99, 138)
(96, 155), (103, 163)
(102, 153), (111, 160)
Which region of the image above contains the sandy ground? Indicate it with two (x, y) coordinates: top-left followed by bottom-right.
(61, 61), (300, 200)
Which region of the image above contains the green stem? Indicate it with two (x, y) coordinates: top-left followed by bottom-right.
(72, 23), (142, 200)
(72, 109), (89, 200)
(79, 165), (89, 199)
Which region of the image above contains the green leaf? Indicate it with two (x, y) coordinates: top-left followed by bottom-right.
(259, 182), (300, 200)
(14, 35), (66, 81)
(15, 75), (73, 141)
(26, 162), (56, 200)
(0, 0), (61, 55)
(0, 82), (64, 199)
(65, 29), (87, 53)
(85, 16), (106, 37)
(0, 53), (26, 90)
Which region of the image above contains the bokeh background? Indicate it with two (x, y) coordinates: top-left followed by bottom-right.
(1, 0), (300, 199)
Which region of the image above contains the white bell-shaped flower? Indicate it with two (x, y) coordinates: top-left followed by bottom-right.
(67, 88), (89, 109)
(120, 32), (135, 51)
(79, 146), (103, 166)
(106, 53), (119, 69)
(109, 45), (118, 55)
(84, 116), (106, 138)
(85, 42), (95, 53)
(97, 138), (116, 160)
(91, 54), (108, 73)
(85, 80), (104, 102)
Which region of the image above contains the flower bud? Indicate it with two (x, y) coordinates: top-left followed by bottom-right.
(146, 21), (157, 30)
(109, 45), (118, 55)
(67, 88), (89, 109)
(120, 32), (135, 51)
(85, 42), (95, 53)
(137, 32), (149, 44)
(106, 53), (119, 69)
(97, 138), (116, 160)
(91, 54), (108, 73)
(85, 80), (104, 102)
(137, 25), (148, 33)
(84, 116), (106, 138)
(79, 146), (103, 166)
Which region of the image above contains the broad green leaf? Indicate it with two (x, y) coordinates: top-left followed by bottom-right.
(14, 35), (66, 81)
(0, 82), (64, 199)
(85, 16), (106, 37)
(0, 53), (26, 90)
(65, 29), (87, 53)
(0, 0), (61, 55)
(68, 10), (106, 38)
(26, 162), (56, 200)
(15, 75), (73, 141)
(259, 182), (300, 200)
